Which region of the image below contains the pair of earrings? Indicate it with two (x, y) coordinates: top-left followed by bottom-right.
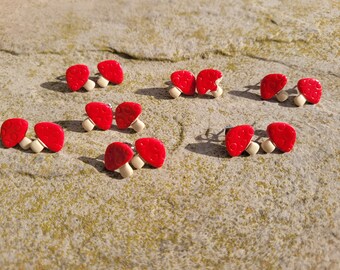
(66, 60), (123, 92)
(260, 74), (322, 107)
(168, 69), (223, 99)
(0, 118), (64, 153)
(104, 138), (166, 178)
(225, 122), (296, 157)
(82, 101), (145, 133)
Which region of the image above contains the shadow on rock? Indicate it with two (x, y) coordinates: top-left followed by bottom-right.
(40, 75), (98, 93)
(54, 120), (84, 133)
(135, 87), (172, 100)
(254, 129), (267, 141)
(0, 143), (34, 154)
(185, 142), (227, 158)
(186, 129), (226, 157)
(229, 84), (298, 108)
(40, 81), (70, 93)
(110, 124), (136, 134)
(228, 89), (261, 101)
(78, 155), (124, 180)
(195, 129), (225, 143)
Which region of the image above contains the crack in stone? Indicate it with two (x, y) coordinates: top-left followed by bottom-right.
(170, 120), (185, 154)
(242, 53), (340, 79)
(0, 46), (338, 79)
(241, 53), (298, 69)
(0, 49), (20, 56)
(328, 71), (340, 78)
(105, 47), (177, 62)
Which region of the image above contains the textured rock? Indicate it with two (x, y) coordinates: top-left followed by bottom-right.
(0, 0), (339, 269)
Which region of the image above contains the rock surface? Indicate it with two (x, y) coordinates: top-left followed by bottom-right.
(0, 0), (339, 268)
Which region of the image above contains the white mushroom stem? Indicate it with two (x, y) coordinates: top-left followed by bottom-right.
(245, 141), (260, 156)
(294, 94), (307, 107)
(261, 139), (276, 153)
(82, 118), (96, 132)
(131, 154), (146, 169)
(211, 85), (223, 98)
(118, 163), (133, 178)
(83, 79), (95, 91)
(97, 76), (109, 88)
(19, 137), (32, 150)
(168, 86), (182, 99)
(276, 90), (289, 102)
(30, 138), (47, 153)
(131, 118), (145, 133)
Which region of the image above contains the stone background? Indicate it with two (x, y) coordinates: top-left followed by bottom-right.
(0, 0), (339, 269)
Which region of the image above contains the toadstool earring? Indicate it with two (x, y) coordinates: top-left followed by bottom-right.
(0, 118), (32, 150)
(66, 64), (95, 92)
(97, 60), (124, 88)
(294, 78), (322, 107)
(261, 122), (296, 153)
(130, 137), (166, 169)
(168, 70), (196, 99)
(196, 69), (223, 98)
(104, 142), (134, 178)
(260, 73), (288, 102)
(82, 102), (114, 132)
(30, 122), (65, 153)
(225, 125), (259, 156)
(114, 102), (145, 133)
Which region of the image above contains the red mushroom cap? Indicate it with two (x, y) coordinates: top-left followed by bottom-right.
(66, 64), (90, 91)
(1, 118), (29, 148)
(115, 102), (142, 129)
(267, 122), (296, 152)
(85, 102), (113, 130)
(196, 69), (223, 95)
(104, 142), (134, 171)
(135, 137), (166, 168)
(34, 122), (64, 152)
(97, 60), (124, 84)
(170, 70), (196, 95)
(225, 125), (255, 157)
(260, 74), (288, 100)
(297, 78), (322, 104)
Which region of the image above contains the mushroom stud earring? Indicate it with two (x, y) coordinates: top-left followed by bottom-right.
(82, 102), (113, 132)
(261, 122), (296, 153)
(114, 102), (145, 133)
(30, 122), (65, 153)
(130, 137), (166, 169)
(97, 60), (124, 88)
(66, 64), (95, 92)
(225, 125), (260, 156)
(260, 74), (288, 102)
(168, 70), (196, 98)
(104, 142), (134, 178)
(294, 78), (322, 107)
(0, 118), (32, 149)
(196, 69), (223, 98)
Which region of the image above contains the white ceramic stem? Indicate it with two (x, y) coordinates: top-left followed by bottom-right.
(19, 137), (32, 150)
(82, 118), (96, 132)
(118, 163), (133, 178)
(30, 138), (46, 153)
(211, 85), (223, 98)
(294, 93), (307, 107)
(169, 86), (182, 99)
(131, 118), (145, 133)
(261, 139), (276, 153)
(245, 141), (260, 156)
(276, 90), (289, 102)
(97, 76), (109, 88)
(131, 154), (146, 169)
(83, 79), (95, 91)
